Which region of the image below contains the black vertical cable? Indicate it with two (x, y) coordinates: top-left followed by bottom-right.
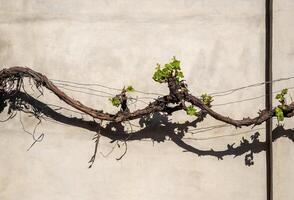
(265, 0), (273, 200)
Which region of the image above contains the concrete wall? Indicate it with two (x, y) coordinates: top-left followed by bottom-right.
(0, 1), (271, 200)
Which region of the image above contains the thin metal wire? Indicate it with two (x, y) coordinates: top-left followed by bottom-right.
(50, 74), (294, 98)
(212, 86), (294, 107)
(50, 79), (165, 96)
(184, 127), (265, 141)
(57, 85), (113, 98)
(208, 75), (294, 97)
(53, 82), (117, 96)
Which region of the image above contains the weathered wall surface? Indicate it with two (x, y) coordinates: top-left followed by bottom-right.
(273, 0), (294, 199)
(0, 1), (268, 200)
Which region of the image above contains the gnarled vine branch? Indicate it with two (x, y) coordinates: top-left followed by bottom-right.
(1, 66), (294, 128)
(1, 58), (294, 166)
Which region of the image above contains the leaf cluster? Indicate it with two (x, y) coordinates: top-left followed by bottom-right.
(109, 96), (121, 107)
(186, 105), (198, 116)
(274, 107), (284, 122)
(125, 85), (135, 92)
(152, 56), (184, 83)
(276, 88), (288, 107)
(274, 88), (288, 122)
(201, 93), (213, 106)
(109, 85), (135, 107)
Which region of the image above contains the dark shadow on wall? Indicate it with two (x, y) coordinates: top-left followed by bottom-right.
(1, 91), (294, 166)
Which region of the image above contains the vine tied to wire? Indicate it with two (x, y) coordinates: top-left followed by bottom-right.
(1, 57), (294, 128)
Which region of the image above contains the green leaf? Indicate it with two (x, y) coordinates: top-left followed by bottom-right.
(176, 71), (184, 78)
(201, 93), (213, 106)
(275, 107), (284, 122)
(275, 94), (282, 100)
(152, 69), (164, 82)
(109, 96), (121, 107)
(275, 88), (288, 107)
(164, 63), (173, 71)
(126, 85), (135, 92)
(170, 56), (181, 70)
(281, 88), (288, 95)
(186, 105), (198, 116)
(161, 67), (171, 77)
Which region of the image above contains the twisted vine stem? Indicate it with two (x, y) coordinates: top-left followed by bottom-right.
(1, 66), (294, 128)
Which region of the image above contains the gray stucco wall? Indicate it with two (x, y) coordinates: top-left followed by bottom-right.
(0, 1), (278, 199)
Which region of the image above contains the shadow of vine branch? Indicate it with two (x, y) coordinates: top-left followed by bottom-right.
(1, 91), (293, 166)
